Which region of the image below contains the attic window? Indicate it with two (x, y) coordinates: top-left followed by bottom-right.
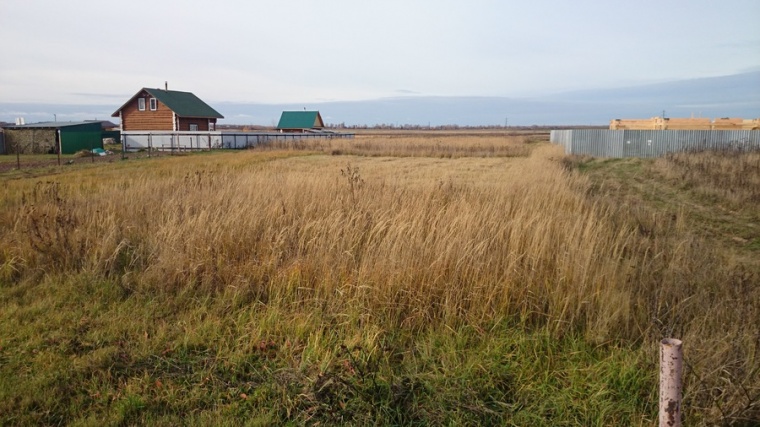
(149, 98), (157, 111)
(138, 98), (146, 111)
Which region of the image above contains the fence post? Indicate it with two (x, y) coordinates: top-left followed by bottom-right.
(57, 129), (62, 166)
(660, 338), (683, 427)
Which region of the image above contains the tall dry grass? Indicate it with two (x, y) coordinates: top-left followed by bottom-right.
(257, 134), (536, 158)
(5, 147), (628, 334)
(1, 140), (757, 423)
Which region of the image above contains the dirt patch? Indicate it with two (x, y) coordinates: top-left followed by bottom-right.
(0, 155), (117, 173)
(0, 151), (180, 175)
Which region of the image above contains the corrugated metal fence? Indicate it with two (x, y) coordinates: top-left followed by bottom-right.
(121, 131), (354, 152)
(220, 132), (354, 149)
(123, 132), (222, 151)
(550, 130), (760, 158)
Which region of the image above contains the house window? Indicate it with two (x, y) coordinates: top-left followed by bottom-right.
(189, 124), (198, 131)
(208, 121), (215, 131)
(149, 98), (157, 111)
(138, 98), (145, 111)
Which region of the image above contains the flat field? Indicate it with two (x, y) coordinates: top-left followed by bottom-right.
(0, 132), (757, 425)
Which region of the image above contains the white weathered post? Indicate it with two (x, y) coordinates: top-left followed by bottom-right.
(659, 338), (683, 427)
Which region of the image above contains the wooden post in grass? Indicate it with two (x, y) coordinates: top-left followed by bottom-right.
(57, 129), (62, 166)
(660, 338), (683, 427)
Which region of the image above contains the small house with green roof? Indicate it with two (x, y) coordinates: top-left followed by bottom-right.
(276, 111), (325, 133)
(112, 86), (224, 132)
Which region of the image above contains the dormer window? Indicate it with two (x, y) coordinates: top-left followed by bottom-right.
(138, 98), (146, 111)
(149, 98), (157, 111)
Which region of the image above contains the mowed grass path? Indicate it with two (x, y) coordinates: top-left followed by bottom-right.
(0, 134), (757, 425)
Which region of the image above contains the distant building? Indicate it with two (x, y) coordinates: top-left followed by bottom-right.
(2, 121), (105, 154)
(276, 111), (325, 133)
(112, 87), (224, 132)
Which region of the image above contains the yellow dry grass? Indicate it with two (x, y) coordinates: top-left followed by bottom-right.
(257, 133), (539, 158)
(0, 134), (757, 423)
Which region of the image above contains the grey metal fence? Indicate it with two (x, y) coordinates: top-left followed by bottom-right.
(0, 132), (5, 155)
(121, 131), (354, 152)
(221, 131), (354, 149)
(550, 130), (760, 158)
(123, 132), (222, 152)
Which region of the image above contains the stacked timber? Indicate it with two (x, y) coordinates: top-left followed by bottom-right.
(713, 118), (743, 130)
(610, 117), (760, 130)
(610, 118), (660, 130)
(744, 119), (760, 130)
(662, 118), (712, 130)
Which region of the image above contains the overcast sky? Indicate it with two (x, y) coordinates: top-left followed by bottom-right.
(1, 0), (759, 107)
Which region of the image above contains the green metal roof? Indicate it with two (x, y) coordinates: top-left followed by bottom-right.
(112, 88), (224, 119)
(276, 111), (324, 129)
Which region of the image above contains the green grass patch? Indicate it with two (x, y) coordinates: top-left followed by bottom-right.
(0, 272), (655, 425)
(569, 153), (760, 264)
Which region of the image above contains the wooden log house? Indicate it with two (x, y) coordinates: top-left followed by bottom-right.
(112, 86), (224, 132)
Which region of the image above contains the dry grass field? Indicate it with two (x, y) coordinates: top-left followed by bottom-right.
(0, 132), (757, 425)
